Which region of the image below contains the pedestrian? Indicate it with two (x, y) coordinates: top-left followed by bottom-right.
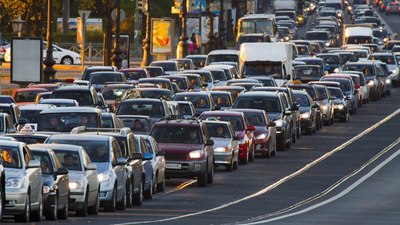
(190, 33), (197, 54)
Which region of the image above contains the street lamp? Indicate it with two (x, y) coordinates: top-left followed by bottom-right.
(141, 0), (152, 67)
(43, 0), (57, 83)
(218, 0), (226, 49)
(177, 0), (189, 59)
(205, 0), (216, 53)
(111, 0), (123, 69)
(11, 17), (25, 37)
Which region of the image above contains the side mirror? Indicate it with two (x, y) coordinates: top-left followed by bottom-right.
(247, 125), (256, 131)
(233, 135), (240, 140)
(57, 167), (69, 175)
(86, 163), (97, 170)
(116, 157), (127, 166)
(27, 159), (41, 169)
(131, 152), (143, 160)
(156, 150), (165, 157)
(143, 153), (153, 161)
(205, 139), (214, 146)
(268, 121), (276, 127)
(291, 103), (299, 111)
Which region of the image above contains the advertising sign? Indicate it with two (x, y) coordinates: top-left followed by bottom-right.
(151, 18), (174, 55)
(11, 38), (43, 84)
(200, 16), (219, 43)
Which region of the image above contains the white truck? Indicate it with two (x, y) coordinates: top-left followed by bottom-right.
(343, 24), (374, 46)
(239, 42), (293, 86)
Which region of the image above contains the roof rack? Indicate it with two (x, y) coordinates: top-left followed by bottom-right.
(70, 126), (132, 136)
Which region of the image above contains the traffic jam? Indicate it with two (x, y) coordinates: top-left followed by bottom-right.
(0, 0), (398, 223)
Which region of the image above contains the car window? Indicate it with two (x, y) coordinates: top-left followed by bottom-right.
(1, 146), (22, 168)
(117, 101), (164, 117)
(235, 97), (282, 113)
(51, 91), (94, 106)
(32, 151), (53, 174)
(55, 150), (82, 171)
(151, 126), (203, 144)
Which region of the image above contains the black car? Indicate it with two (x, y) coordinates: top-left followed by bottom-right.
(316, 53), (343, 73)
(327, 86), (350, 122)
(29, 146), (69, 220)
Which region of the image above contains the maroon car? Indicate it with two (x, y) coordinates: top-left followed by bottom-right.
(199, 111), (255, 164)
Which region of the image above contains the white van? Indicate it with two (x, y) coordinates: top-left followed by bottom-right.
(343, 24), (374, 45)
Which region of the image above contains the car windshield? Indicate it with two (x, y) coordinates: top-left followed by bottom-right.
(322, 78), (352, 92)
(211, 94), (231, 107)
(174, 95), (210, 109)
(117, 101), (164, 117)
(294, 94), (311, 107)
(48, 139), (110, 163)
(38, 113), (100, 132)
(51, 91), (93, 106)
(139, 80), (171, 90)
(32, 151), (54, 175)
(315, 87), (328, 100)
(306, 32), (329, 40)
(102, 87), (131, 101)
(20, 109), (42, 123)
(1, 146), (22, 168)
(89, 73), (122, 84)
(207, 55), (239, 64)
(140, 90), (174, 100)
(145, 68), (164, 77)
(120, 117), (151, 132)
(16, 91), (42, 102)
(328, 87), (344, 99)
(55, 150), (82, 171)
(167, 78), (188, 90)
(243, 64), (282, 78)
(369, 55), (396, 65)
(242, 112), (266, 126)
(150, 62), (177, 72)
(0, 107), (15, 123)
(205, 123), (232, 138)
(151, 126), (203, 144)
(342, 65), (375, 76)
(122, 71), (147, 80)
(209, 70), (227, 81)
(235, 97), (282, 113)
(176, 103), (193, 116)
(295, 67), (322, 78)
(318, 55), (340, 64)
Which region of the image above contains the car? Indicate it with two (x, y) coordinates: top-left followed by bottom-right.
(116, 98), (171, 125)
(0, 95), (16, 104)
(368, 53), (399, 86)
(6, 132), (52, 144)
(166, 101), (197, 119)
(158, 75), (192, 92)
(316, 53), (343, 73)
(294, 57), (326, 72)
(149, 60), (179, 75)
(12, 88), (49, 106)
(326, 86), (351, 122)
(18, 104), (55, 127)
(203, 121), (239, 171)
(340, 70), (370, 103)
(385, 1), (400, 14)
(38, 98), (79, 107)
(81, 66), (118, 81)
(231, 109), (277, 158)
(45, 134), (128, 212)
(230, 82), (263, 91)
(0, 103), (20, 126)
(205, 50), (240, 68)
(118, 115), (152, 135)
(293, 90), (319, 134)
(173, 92), (217, 114)
(0, 37), (10, 61)
(27, 83), (61, 92)
(195, 68), (227, 87)
(247, 76), (278, 87)
(134, 88), (175, 101)
(119, 68), (150, 83)
(46, 144), (100, 216)
(133, 135), (154, 199)
(234, 91), (292, 151)
(144, 66), (165, 77)
(169, 58), (197, 71)
(149, 117), (215, 187)
(89, 72), (127, 92)
(0, 113), (17, 134)
(236, 33), (271, 49)
(309, 83), (335, 125)
(179, 73), (209, 92)
(203, 64), (238, 81)
(101, 112), (125, 128)
(100, 83), (135, 106)
(34, 92), (52, 104)
(1, 140), (43, 222)
(50, 85), (101, 107)
(29, 145), (70, 220)
(212, 86), (246, 103)
(209, 91), (234, 110)
(138, 78), (174, 92)
(185, 54), (207, 69)
(294, 65), (325, 83)
(199, 111), (255, 164)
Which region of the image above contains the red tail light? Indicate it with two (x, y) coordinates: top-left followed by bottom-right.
(0, 47), (5, 53)
(387, 6), (391, 10)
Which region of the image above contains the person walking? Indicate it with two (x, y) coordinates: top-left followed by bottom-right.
(190, 33), (197, 54)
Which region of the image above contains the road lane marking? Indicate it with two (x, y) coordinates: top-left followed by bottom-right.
(114, 109), (400, 225)
(153, 180), (197, 198)
(242, 137), (400, 224)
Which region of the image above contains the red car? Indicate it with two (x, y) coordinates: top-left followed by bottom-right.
(12, 88), (49, 105)
(199, 111), (255, 164)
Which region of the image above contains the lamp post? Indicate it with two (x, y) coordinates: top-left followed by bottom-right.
(43, 0), (56, 83)
(141, 0), (151, 67)
(111, 0), (123, 69)
(205, 0), (216, 53)
(177, 0), (189, 59)
(11, 17), (26, 37)
(219, 0), (226, 49)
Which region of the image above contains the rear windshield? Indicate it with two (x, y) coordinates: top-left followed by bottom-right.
(90, 73), (122, 84)
(122, 71), (147, 80)
(117, 101), (164, 117)
(51, 91), (93, 106)
(235, 97), (281, 113)
(38, 113), (100, 132)
(151, 125), (202, 144)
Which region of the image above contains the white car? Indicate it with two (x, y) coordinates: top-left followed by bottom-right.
(4, 41), (81, 65)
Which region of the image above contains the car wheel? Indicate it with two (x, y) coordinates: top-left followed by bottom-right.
(61, 56), (73, 65)
(126, 179), (133, 208)
(197, 165), (208, 187)
(104, 186), (117, 212)
(226, 157), (234, 172)
(207, 162), (214, 184)
(88, 189), (99, 215)
(117, 184), (127, 210)
(58, 193), (68, 220)
(249, 145), (255, 162)
(306, 126), (313, 135)
(45, 194), (58, 220)
(133, 181), (143, 206)
(15, 193), (30, 222)
(76, 191), (88, 216)
(233, 157), (239, 170)
(30, 192), (43, 221)
(144, 180), (153, 200)
(278, 135), (286, 151)
(157, 173), (166, 192)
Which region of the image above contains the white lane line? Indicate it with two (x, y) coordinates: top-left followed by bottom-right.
(113, 109), (400, 225)
(243, 138), (400, 224)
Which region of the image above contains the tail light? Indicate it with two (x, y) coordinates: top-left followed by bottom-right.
(0, 47), (5, 53)
(387, 6), (391, 10)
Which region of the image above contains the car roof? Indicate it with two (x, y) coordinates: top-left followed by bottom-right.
(48, 134), (112, 141)
(30, 143), (84, 152)
(53, 85), (93, 91)
(19, 104), (55, 110)
(0, 140), (23, 148)
(40, 106), (101, 114)
(238, 91), (280, 97)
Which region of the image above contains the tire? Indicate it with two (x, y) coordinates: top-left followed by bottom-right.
(116, 185), (126, 210)
(58, 194), (69, 220)
(76, 192), (88, 217)
(152, 175), (158, 194)
(278, 135), (286, 151)
(45, 194), (58, 220)
(233, 158), (239, 170)
(61, 56), (73, 65)
(157, 173), (166, 192)
(207, 163), (214, 184)
(15, 193), (30, 222)
(197, 166), (208, 187)
(144, 180), (153, 200)
(30, 192), (43, 221)
(88, 189), (99, 215)
(249, 146), (255, 162)
(133, 182), (143, 206)
(126, 180), (133, 208)
(104, 187), (117, 212)
(226, 158), (234, 172)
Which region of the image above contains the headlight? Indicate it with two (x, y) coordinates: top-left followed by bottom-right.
(214, 147), (230, 152)
(367, 80), (375, 86)
(43, 185), (51, 194)
(333, 68), (339, 73)
(98, 172), (111, 182)
(386, 78), (391, 84)
(348, 6), (352, 10)
(284, 37), (289, 41)
(274, 119), (283, 127)
(256, 134), (267, 140)
(383, 37), (389, 42)
(325, 42), (331, 47)
(301, 112), (310, 119)
(6, 178), (23, 188)
(392, 70), (397, 75)
(322, 105), (328, 110)
(338, 12), (342, 17)
(189, 150), (203, 159)
(337, 104), (344, 110)
(69, 182), (81, 190)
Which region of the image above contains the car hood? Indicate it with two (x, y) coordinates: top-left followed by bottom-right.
(211, 137), (232, 148)
(299, 106), (311, 114)
(5, 167), (24, 179)
(269, 112), (282, 121)
(158, 143), (204, 153)
(67, 171), (86, 182)
(94, 162), (110, 174)
(254, 126), (268, 136)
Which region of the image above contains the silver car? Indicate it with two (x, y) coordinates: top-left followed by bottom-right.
(36, 144), (100, 217)
(204, 121), (239, 172)
(1, 140), (43, 222)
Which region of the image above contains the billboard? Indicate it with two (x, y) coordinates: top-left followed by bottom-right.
(200, 16), (219, 43)
(151, 18), (174, 55)
(11, 38), (43, 84)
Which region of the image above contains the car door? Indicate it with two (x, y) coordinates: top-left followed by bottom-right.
(111, 140), (126, 199)
(152, 139), (165, 182)
(24, 146), (42, 205)
(127, 135), (142, 194)
(139, 138), (153, 187)
(51, 151), (69, 206)
(82, 150), (99, 201)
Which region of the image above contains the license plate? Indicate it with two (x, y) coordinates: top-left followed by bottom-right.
(166, 163), (182, 169)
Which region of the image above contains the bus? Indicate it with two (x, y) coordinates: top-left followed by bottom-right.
(236, 14), (277, 42)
